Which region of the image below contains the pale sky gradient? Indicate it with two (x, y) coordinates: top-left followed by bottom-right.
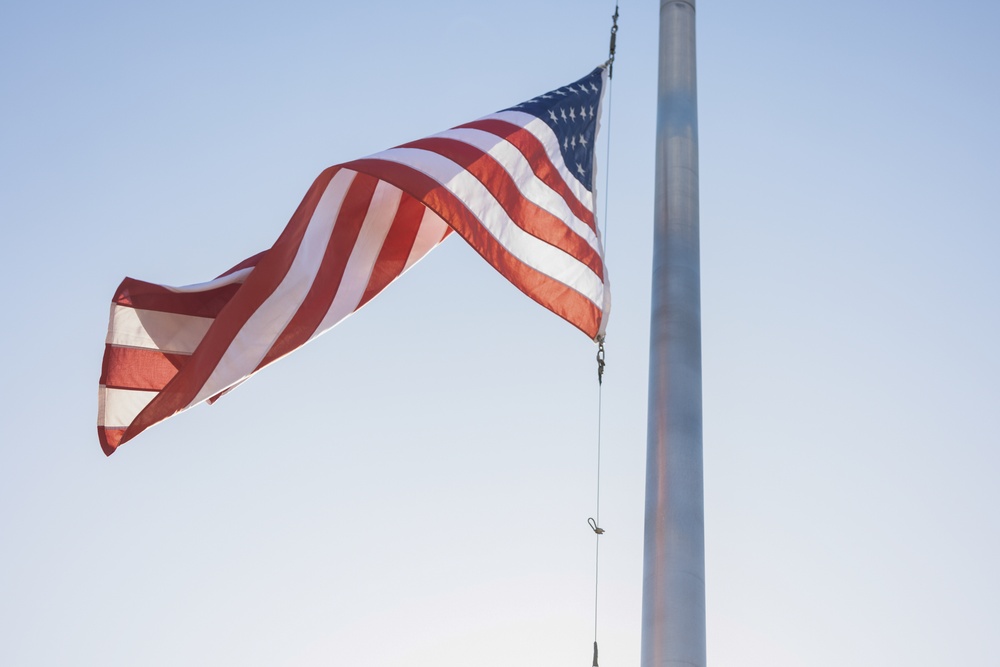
(1, 1), (998, 665)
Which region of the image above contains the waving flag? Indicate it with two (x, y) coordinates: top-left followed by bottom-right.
(98, 66), (611, 455)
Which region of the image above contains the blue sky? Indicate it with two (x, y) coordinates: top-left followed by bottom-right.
(1, 1), (998, 665)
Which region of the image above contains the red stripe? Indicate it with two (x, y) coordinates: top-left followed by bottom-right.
(99, 426), (126, 456)
(345, 158), (601, 338)
(113, 277), (244, 318)
(357, 192), (427, 309)
(120, 166), (345, 447)
(459, 118), (596, 232)
(400, 136), (604, 280)
(256, 173), (379, 369)
(100, 344), (187, 391)
(218, 250), (265, 278)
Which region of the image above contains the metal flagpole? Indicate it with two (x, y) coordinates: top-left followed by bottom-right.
(641, 1), (705, 666)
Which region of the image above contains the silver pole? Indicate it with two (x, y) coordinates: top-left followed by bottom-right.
(641, 1), (704, 667)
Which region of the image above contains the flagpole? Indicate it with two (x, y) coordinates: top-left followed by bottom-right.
(641, 1), (705, 666)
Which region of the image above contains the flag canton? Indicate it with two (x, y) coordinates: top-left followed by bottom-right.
(503, 67), (604, 192)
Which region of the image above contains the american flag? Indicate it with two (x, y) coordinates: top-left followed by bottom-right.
(98, 66), (611, 455)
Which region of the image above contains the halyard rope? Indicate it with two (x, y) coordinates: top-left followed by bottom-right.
(590, 7), (618, 664)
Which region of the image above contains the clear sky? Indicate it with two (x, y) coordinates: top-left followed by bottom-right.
(2, 0), (998, 665)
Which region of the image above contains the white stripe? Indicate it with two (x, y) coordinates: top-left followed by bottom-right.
(482, 110), (595, 210)
(368, 147), (605, 307)
(403, 208), (449, 272)
(107, 304), (213, 354)
(161, 266), (253, 293)
(429, 126), (602, 255)
(192, 168), (358, 405)
(307, 180), (403, 342)
(98, 385), (157, 428)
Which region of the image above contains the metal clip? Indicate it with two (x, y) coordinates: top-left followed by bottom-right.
(607, 4), (620, 77)
(596, 339), (606, 385)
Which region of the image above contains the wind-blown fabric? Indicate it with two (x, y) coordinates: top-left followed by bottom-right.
(98, 66), (611, 455)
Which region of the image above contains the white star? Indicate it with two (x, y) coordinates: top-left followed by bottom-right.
(560, 108), (567, 121)
(555, 89), (567, 96)
(541, 94), (552, 99)
(569, 107), (576, 121)
(580, 106), (587, 118)
(589, 105), (595, 117)
(564, 137), (570, 150)
(571, 135), (577, 148)
(590, 82), (599, 93)
(549, 110), (558, 123)
(579, 135), (588, 147)
(577, 163), (585, 175)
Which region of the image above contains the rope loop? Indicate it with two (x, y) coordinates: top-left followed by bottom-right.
(588, 517), (605, 535)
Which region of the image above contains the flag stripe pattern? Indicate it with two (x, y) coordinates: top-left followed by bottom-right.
(99, 66), (610, 455)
